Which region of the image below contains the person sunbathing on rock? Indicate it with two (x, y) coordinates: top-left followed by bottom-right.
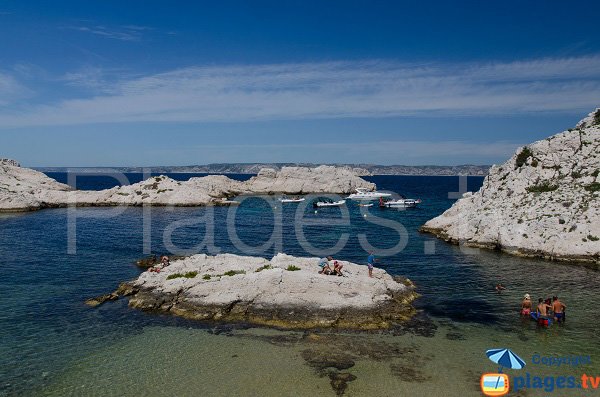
(149, 256), (171, 273)
(318, 256), (333, 275)
(332, 260), (344, 276)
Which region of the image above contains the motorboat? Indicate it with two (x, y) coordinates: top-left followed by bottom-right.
(313, 199), (346, 208)
(346, 188), (392, 201)
(379, 198), (421, 208)
(279, 195), (305, 203)
(358, 203), (373, 207)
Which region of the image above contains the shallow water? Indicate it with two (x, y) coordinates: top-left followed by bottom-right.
(1, 174), (599, 396)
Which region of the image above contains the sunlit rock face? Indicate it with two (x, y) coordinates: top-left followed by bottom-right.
(422, 108), (600, 264)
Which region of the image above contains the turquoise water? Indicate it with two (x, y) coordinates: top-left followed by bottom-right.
(1, 174), (599, 396)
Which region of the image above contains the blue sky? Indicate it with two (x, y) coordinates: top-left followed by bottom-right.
(1, 1), (599, 167)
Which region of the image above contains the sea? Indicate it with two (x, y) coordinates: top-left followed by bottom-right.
(1, 173), (599, 396)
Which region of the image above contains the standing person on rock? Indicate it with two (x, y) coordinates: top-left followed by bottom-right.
(367, 251), (378, 278)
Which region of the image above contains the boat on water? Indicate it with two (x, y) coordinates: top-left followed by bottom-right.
(346, 188), (392, 201)
(279, 195), (305, 203)
(358, 203), (374, 207)
(313, 199), (347, 208)
(379, 198), (421, 208)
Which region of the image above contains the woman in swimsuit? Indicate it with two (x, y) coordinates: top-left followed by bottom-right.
(521, 294), (532, 315)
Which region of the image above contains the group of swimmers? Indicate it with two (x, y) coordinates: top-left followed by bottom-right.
(521, 293), (567, 323)
(318, 252), (378, 277)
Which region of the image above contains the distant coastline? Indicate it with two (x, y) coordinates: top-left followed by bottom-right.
(35, 163), (490, 176)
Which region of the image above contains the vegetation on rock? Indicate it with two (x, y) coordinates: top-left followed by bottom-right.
(526, 183), (559, 193)
(515, 147), (533, 168)
(166, 271), (198, 280)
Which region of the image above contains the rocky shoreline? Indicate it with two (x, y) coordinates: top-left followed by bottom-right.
(0, 163), (374, 212)
(92, 253), (418, 330)
(421, 108), (600, 264)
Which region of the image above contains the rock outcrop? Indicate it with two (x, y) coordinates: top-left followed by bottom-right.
(243, 165), (375, 194)
(110, 253), (417, 330)
(0, 161), (72, 212)
(421, 108), (600, 264)
(0, 159), (20, 167)
(0, 163), (374, 212)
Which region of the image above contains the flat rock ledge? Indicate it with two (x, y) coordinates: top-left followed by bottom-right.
(105, 253), (418, 330)
(421, 108), (600, 265)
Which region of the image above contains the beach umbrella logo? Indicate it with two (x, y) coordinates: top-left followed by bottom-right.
(486, 348), (526, 372)
(480, 348), (526, 396)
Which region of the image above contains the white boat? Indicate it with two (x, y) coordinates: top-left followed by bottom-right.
(279, 196), (305, 203)
(380, 198), (421, 208)
(346, 188), (392, 201)
(358, 203), (373, 207)
(313, 199), (346, 208)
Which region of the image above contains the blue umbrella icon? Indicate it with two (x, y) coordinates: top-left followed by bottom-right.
(486, 348), (526, 390)
(486, 348), (526, 372)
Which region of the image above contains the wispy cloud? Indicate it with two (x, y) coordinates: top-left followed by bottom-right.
(0, 71), (30, 106)
(65, 24), (152, 41)
(1, 56), (599, 127)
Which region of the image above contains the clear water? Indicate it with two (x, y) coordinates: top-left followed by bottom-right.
(1, 174), (599, 396)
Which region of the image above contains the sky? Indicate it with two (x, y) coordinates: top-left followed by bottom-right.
(0, 1), (599, 167)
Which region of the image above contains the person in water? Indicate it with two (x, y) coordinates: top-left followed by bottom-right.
(367, 252), (377, 278)
(521, 294), (532, 315)
(537, 298), (552, 318)
(318, 256), (333, 275)
(495, 283), (507, 293)
(552, 296), (566, 323)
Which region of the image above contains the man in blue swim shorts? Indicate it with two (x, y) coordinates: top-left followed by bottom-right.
(552, 296), (566, 323)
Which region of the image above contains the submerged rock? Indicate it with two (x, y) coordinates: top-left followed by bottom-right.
(85, 293), (119, 307)
(328, 372), (357, 396)
(110, 253), (417, 330)
(0, 164), (374, 212)
(422, 108), (600, 264)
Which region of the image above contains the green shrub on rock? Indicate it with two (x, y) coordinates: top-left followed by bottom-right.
(584, 182), (600, 192)
(286, 265), (301, 271)
(526, 183), (559, 193)
(515, 147), (533, 169)
(255, 265), (273, 272)
(223, 270), (246, 277)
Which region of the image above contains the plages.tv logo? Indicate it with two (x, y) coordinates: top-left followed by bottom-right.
(481, 348), (526, 396)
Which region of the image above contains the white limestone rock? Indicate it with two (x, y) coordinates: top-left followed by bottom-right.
(422, 108), (600, 264)
(242, 165), (375, 194)
(116, 253), (416, 329)
(0, 165), (374, 211)
(0, 161), (72, 211)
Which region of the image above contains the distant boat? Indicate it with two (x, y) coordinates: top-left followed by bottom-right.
(358, 203), (374, 207)
(279, 195), (305, 203)
(379, 198), (421, 208)
(313, 199), (346, 208)
(346, 188), (392, 201)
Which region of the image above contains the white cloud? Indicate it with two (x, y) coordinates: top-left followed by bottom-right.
(0, 71), (29, 106)
(65, 24), (151, 41)
(1, 56), (599, 127)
